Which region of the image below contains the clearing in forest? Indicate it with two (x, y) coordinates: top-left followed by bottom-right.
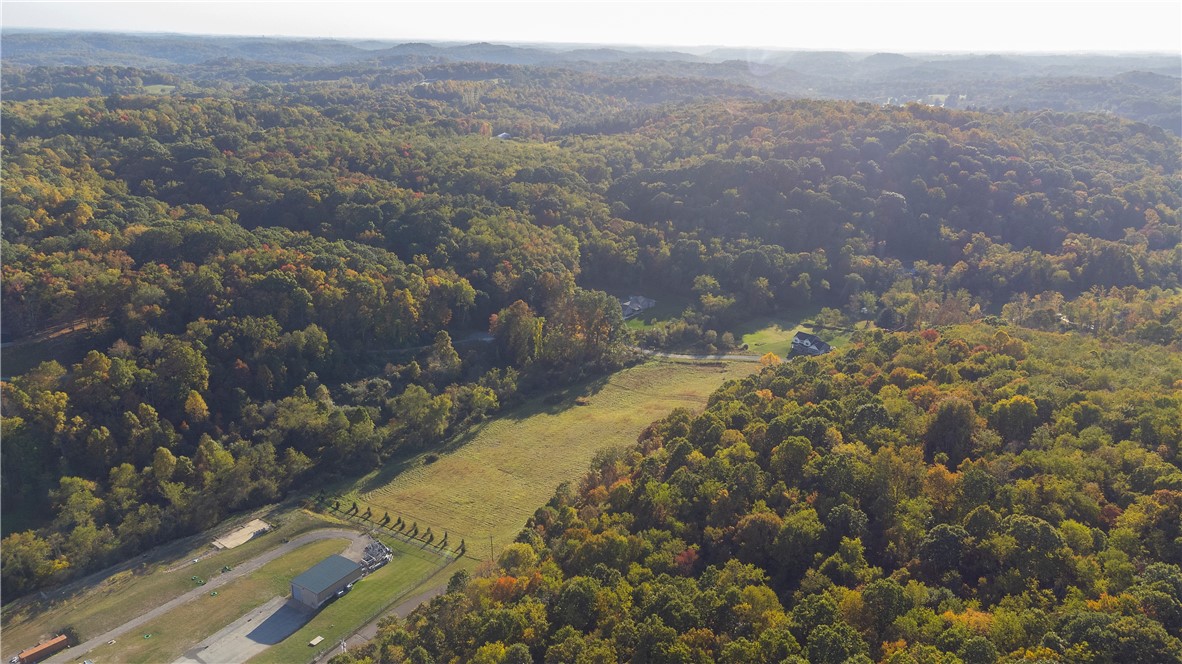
(737, 313), (869, 358)
(79, 538), (349, 664)
(3, 510), (337, 661)
(352, 360), (757, 554)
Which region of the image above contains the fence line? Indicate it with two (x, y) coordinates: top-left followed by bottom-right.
(319, 496), (471, 559)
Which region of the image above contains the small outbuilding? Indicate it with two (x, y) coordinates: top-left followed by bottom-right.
(291, 555), (363, 610)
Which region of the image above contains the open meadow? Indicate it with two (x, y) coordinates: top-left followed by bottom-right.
(348, 359), (757, 554)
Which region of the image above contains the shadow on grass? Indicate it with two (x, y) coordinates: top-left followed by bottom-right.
(502, 372), (614, 421)
(331, 514), (456, 564)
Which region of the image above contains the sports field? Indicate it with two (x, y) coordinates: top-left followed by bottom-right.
(351, 359), (757, 554)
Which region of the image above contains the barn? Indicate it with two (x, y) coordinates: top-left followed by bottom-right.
(291, 555), (363, 610)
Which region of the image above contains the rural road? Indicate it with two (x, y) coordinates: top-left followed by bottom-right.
(635, 348), (762, 362)
(45, 528), (365, 664)
(341, 574), (451, 652)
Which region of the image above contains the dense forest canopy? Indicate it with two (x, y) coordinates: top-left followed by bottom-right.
(335, 324), (1182, 663)
(1, 37), (1180, 652)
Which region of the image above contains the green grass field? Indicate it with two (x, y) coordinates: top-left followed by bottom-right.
(350, 359), (757, 554)
(735, 310), (867, 358)
(1, 509), (341, 654)
(78, 538), (349, 664)
(737, 318), (812, 357)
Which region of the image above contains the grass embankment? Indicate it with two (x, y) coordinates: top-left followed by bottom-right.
(79, 538), (349, 664)
(249, 535), (448, 664)
(1, 509), (341, 653)
(350, 360), (757, 555)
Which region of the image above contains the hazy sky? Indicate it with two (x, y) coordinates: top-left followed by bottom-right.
(3, 1), (1181, 54)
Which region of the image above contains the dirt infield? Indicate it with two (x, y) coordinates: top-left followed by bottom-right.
(213, 519), (272, 549)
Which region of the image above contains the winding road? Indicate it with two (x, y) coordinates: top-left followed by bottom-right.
(44, 528), (366, 664)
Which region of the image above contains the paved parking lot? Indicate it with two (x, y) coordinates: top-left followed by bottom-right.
(172, 596), (310, 664)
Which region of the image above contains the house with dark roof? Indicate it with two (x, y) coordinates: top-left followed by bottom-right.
(789, 331), (832, 357)
(620, 295), (656, 320)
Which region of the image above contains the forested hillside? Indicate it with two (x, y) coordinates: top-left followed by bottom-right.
(336, 325), (1182, 663)
(5, 32), (1180, 134)
(2, 51), (1179, 609)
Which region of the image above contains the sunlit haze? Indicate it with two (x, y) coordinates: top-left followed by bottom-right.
(4, 1), (1181, 54)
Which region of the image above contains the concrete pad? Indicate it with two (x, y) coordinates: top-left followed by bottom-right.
(172, 596), (310, 664)
(212, 519), (271, 549)
(342, 535), (377, 561)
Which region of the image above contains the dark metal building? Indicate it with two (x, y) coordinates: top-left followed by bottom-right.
(290, 555), (363, 609)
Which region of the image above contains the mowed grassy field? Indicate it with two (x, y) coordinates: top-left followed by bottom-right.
(1, 509), (341, 657)
(739, 319), (811, 357)
(249, 534), (449, 664)
(737, 312), (869, 358)
(351, 359), (757, 553)
(78, 538), (349, 664)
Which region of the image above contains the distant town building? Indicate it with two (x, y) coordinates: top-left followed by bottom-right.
(620, 295), (657, 320)
(790, 331), (832, 357)
(291, 555), (364, 610)
(496, 132), (512, 139)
